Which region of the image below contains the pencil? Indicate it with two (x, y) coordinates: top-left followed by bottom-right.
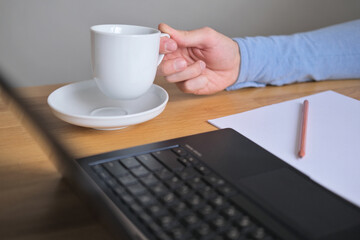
(298, 100), (309, 158)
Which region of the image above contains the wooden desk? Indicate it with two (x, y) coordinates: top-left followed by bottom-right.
(1, 77), (359, 239)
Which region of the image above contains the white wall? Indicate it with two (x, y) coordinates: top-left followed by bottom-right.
(1, 0), (359, 87)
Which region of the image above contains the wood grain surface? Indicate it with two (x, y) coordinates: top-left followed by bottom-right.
(1, 77), (359, 239)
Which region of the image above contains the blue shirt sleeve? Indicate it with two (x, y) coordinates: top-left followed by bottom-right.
(227, 19), (360, 90)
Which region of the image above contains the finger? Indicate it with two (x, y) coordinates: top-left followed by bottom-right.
(159, 36), (177, 54)
(166, 60), (206, 83)
(159, 23), (215, 48)
(157, 57), (187, 76)
(175, 75), (208, 94)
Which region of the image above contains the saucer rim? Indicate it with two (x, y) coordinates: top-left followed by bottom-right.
(47, 80), (169, 120)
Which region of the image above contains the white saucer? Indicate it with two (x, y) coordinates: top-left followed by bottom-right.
(47, 80), (168, 130)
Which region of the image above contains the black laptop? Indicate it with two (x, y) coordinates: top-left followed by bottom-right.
(1, 70), (359, 240)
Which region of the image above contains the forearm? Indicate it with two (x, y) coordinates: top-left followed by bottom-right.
(227, 19), (360, 90)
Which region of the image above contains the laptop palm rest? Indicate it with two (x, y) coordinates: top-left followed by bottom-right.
(236, 168), (360, 239)
(190, 129), (360, 239)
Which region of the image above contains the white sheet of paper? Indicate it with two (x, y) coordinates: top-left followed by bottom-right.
(209, 91), (360, 207)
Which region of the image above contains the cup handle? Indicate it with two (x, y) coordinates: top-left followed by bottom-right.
(158, 33), (170, 66)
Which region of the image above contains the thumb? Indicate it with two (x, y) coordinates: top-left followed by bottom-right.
(158, 23), (213, 49)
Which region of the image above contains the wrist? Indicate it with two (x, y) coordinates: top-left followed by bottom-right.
(225, 39), (241, 90)
(232, 39), (241, 86)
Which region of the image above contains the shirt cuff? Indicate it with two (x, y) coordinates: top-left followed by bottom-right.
(226, 38), (266, 91)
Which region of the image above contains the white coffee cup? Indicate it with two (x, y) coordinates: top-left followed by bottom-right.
(90, 24), (169, 99)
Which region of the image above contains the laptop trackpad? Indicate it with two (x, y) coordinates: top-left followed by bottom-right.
(238, 168), (360, 239)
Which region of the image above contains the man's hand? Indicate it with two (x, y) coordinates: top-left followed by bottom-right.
(157, 23), (241, 95)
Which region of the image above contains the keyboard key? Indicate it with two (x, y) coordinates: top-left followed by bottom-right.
(161, 192), (178, 206)
(236, 215), (252, 228)
(118, 174), (137, 186)
(113, 185), (126, 196)
(187, 176), (206, 190)
(172, 201), (190, 217)
(91, 164), (104, 173)
(138, 212), (152, 225)
(153, 150), (185, 172)
(175, 185), (192, 198)
(131, 165), (150, 177)
(182, 213), (200, 227)
(211, 195), (228, 209)
(156, 232), (173, 240)
(137, 154), (164, 171)
(194, 223), (212, 238)
(235, 216), (258, 236)
(139, 174), (159, 186)
(129, 202), (143, 213)
(158, 215), (178, 230)
(103, 177), (118, 188)
(94, 165), (111, 179)
(210, 215), (228, 231)
(251, 227), (267, 240)
(103, 160), (128, 177)
(194, 163), (211, 175)
(172, 147), (188, 156)
(137, 193), (156, 206)
(226, 227), (241, 240)
(204, 174), (226, 187)
(166, 176), (182, 189)
(178, 157), (192, 167)
(186, 155), (198, 164)
(128, 183), (147, 196)
(186, 194), (203, 209)
(199, 185), (217, 200)
(121, 157), (140, 169)
(178, 168), (197, 180)
(221, 205), (242, 220)
(156, 168), (173, 180)
(171, 226), (192, 240)
(120, 193), (134, 204)
(156, 232), (172, 240)
(148, 204), (168, 218)
(198, 204), (216, 220)
(217, 184), (237, 197)
(151, 183), (168, 196)
(147, 221), (162, 234)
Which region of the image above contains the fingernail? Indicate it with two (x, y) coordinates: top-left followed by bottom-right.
(174, 59), (187, 71)
(165, 41), (177, 52)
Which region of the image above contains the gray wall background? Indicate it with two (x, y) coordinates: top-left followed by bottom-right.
(1, 0), (359, 87)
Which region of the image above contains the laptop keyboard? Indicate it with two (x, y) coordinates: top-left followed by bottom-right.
(91, 146), (275, 240)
